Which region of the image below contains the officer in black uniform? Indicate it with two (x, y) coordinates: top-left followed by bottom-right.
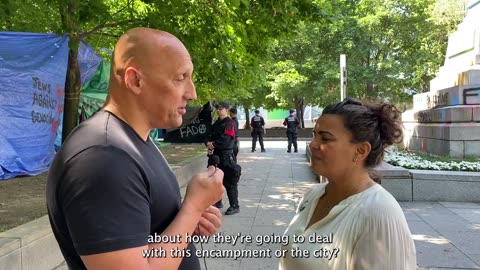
(250, 109), (265, 152)
(206, 102), (241, 215)
(283, 109), (300, 153)
(229, 107), (240, 161)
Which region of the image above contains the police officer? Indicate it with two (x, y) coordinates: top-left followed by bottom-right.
(207, 102), (241, 215)
(283, 109), (300, 153)
(250, 109), (266, 152)
(229, 107), (240, 161)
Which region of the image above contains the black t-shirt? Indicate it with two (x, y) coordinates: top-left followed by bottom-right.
(46, 110), (199, 270)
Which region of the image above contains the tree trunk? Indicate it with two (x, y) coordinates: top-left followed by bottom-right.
(59, 0), (81, 143)
(294, 96), (304, 128)
(243, 103), (250, 129)
(61, 39), (81, 143)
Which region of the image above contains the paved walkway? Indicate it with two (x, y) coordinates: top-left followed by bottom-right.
(195, 139), (480, 270)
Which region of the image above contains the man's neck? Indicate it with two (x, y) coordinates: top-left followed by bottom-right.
(103, 101), (151, 141)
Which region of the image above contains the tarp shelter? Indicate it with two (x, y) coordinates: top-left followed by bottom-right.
(0, 32), (102, 180)
(0, 32), (69, 179)
(78, 60), (110, 121)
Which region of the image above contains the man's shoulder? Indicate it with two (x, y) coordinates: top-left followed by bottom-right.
(61, 112), (107, 152)
(59, 111), (141, 163)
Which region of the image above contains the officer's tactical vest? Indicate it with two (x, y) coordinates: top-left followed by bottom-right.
(251, 115), (263, 130)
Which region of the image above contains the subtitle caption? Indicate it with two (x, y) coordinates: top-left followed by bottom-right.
(142, 232), (340, 260)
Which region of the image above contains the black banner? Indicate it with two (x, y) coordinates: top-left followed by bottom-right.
(164, 101), (214, 143)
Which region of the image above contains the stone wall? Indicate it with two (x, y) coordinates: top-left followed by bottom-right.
(403, 105), (480, 157)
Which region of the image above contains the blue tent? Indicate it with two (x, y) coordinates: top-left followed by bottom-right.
(0, 32), (102, 180)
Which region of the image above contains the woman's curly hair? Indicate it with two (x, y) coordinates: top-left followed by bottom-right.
(321, 98), (403, 182)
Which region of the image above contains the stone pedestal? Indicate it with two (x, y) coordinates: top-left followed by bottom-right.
(403, 0), (480, 158)
(403, 105), (480, 157)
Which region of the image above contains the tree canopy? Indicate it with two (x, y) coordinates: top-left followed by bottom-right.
(1, 0), (469, 132)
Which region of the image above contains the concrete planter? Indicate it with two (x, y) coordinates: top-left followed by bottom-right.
(411, 170), (480, 202)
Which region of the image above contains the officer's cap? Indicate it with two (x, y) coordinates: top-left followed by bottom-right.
(229, 108), (237, 114)
(289, 109), (295, 114)
(216, 102), (229, 110)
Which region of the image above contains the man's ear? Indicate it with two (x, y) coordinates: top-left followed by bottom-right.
(356, 141), (371, 162)
(124, 66), (141, 95)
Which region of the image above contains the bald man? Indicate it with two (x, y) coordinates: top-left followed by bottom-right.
(47, 28), (224, 270)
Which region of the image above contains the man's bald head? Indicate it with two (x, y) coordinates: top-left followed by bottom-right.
(110, 28), (188, 88)
(104, 27), (196, 138)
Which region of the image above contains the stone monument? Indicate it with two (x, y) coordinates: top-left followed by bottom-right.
(403, 0), (480, 158)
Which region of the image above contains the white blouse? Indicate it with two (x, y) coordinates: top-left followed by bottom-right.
(279, 183), (416, 270)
